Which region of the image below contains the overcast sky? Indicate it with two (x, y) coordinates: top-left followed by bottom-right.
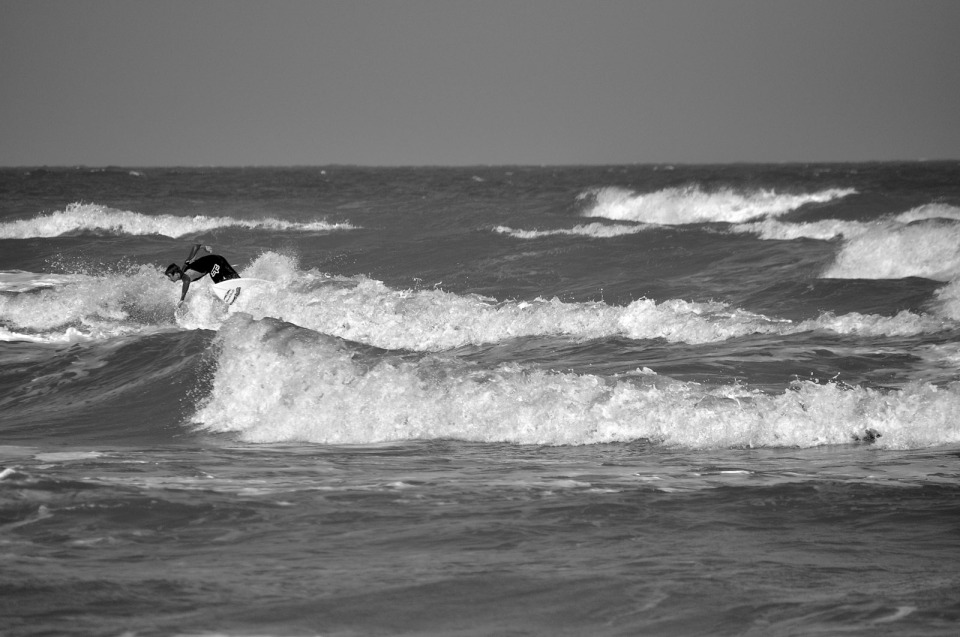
(2, 0), (958, 166)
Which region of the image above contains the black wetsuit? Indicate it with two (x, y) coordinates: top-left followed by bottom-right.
(185, 255), (239, 283)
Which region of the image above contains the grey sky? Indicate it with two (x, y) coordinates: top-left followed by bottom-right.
(2, 0), (958, 166)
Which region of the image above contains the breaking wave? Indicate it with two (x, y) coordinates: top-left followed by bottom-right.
(580, 185), (855, 225)
(192, 314), (960, 450)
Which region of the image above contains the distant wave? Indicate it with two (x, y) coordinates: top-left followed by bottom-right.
(494, 223), (650, 239)
(895, 203), (960, 224)
(192, 313), (960, 449)
(0, 203), (357, 239)
(734, 203), (960, 242)
(580, 185), (856, 225)
(732, 218), (865, 242)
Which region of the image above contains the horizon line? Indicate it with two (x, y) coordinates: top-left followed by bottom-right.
(3, 158), (958, 170)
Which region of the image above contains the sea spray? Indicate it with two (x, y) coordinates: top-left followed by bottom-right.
(0, 265), (175, 333)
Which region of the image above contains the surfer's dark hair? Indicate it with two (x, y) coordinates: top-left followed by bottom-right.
(165, 263), (180, 276)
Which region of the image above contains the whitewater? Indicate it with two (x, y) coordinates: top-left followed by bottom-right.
(1, 164), (958, 636)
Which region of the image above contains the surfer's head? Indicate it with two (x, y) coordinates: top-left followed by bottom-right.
(165, 264), (182, 281)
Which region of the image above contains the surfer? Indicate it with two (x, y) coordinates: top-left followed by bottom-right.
(165, 244), (240, 306)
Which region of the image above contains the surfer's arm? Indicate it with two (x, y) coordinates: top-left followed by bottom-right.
(183, 244), (212, 266)
(177, 275), (191, 304)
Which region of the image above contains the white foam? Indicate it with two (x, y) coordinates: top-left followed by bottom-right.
(932, 279), (960, 321)
(581, 185), (855, 225)
(0, 325), (97, 344)
(0, 202), (356, 239)
(193, 315), (960, 450)
(34, 451), (103, 462)
(794, 310), (949, 338)
(0, 271), (87, 293)
(0, 265), (178, 337)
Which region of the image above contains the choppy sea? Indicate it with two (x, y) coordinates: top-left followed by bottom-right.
(1, 164), (959, 636)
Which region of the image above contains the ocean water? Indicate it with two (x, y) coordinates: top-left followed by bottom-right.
(1, 163), (958, 636)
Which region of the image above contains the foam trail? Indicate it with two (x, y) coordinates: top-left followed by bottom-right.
(494, 223), (649, 239)
(733, 218), (870, 241)
(194, 314), (960, 449)
(0, 203), (356, 238)
(581, 186), (855, 225)
(0, 271), (86, 293)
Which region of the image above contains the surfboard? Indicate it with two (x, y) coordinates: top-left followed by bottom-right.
(211, 278), (271, 306)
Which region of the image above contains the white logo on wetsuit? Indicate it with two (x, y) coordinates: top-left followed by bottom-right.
(211, 264), (220, 277)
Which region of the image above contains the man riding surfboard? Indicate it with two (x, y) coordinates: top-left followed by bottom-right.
(165, 244), (240, 306)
